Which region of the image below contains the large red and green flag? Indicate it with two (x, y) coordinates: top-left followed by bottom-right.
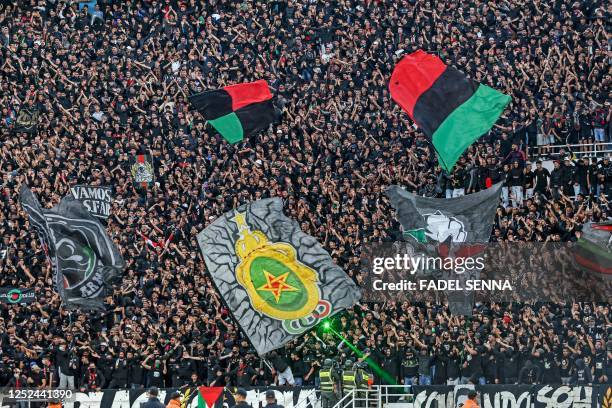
(189, 80), (275, 144)
(390, 50), (511, 172)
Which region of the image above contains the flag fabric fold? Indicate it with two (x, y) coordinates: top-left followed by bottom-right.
(20, 185), (125, 310)
(189, 80), (276, 144)
(574, 221), (612, 277)
(386, 184), (503, 315)
(197, 198), (361, 355)
(390, 50), (510, 172)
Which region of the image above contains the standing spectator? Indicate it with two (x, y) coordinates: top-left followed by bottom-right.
(143, 388), (165, 408)
(270, 351), (295, 386)
(264, 390), (284, 408)
(571, 358), (593, 385)
(524, 163), (535, 200)
(231, 389), (250, 408)
(518, 360), (541, 384)
(533, 161), (551, 197)
(166, 391), (181, 408)
(80, 363), (105, 392)
(55, 343), (76, 390)
(108, 351), (129, 389)
(508, 161), (525, 208)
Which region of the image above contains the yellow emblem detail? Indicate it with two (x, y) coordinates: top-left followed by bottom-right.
(233, 212), (320, 320)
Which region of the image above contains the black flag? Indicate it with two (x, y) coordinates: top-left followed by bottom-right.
(387, 183), (502, 315)
(20, 185), (125, 310)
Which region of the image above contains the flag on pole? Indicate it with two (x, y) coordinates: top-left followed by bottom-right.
(390, 50), (510, 172)
(197, 198), (361, 355)
(20, 185), (125, 310)
(189, 80), (276, 144)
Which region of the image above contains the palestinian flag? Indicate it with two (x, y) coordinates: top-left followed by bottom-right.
(390, 50), (511, 172)
(189, 80), (275, 144)
(197, 387), (224, 408)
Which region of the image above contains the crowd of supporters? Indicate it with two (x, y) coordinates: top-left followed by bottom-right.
(0, 0), (610, 390)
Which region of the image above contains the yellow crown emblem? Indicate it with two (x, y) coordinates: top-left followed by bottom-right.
(233, 213), (269, 259)
(231, 212), (320, 320)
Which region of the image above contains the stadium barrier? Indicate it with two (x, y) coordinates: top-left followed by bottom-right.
(28, 387), (320, 408)
(3, 385), (611, 408)
(405, 384), (612, 408)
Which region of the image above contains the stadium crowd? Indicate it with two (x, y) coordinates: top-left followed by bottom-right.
(0, 0), (611, 390)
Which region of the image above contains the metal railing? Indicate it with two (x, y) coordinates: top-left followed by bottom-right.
(528, 142), (612, 160)
(332, 385), (415, 408)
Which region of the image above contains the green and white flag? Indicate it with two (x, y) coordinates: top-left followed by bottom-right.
(197, 198), (361, 355)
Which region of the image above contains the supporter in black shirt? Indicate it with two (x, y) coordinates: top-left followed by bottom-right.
(381, 348), (400, 385)
(461, 343), (484, 385)
(524, 163), (535, 199)
(80, 363), (105, 392)
(558, 348), (574, 385)
(142, 356), (166, 388)
(571, 358), (592, 385)
(108, 352), (129, 389)
(539, 351), (561, 384)
(518, 360), (541, 384)
(128, 352), (145, 389)
(27, 364), (44, 387)
(503, 347), (520, 384)
(533, 161), (551, 196)
(592, 341), (608, 384)
(228, 358), (257, 387)
(550, 161), (564, 199)
(432, 345), (449, 385)
(175, 351), (196, 387)
(290, 353), (308, 386)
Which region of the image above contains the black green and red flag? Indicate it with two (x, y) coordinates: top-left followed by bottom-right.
(390, 50), (511, 172)
(189, 80), (275, 144)
(573, 221), (612, 278)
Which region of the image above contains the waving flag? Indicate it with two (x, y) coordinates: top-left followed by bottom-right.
(197, 198), (361, 355)
(386, 184), (502, 315)
(386, 183), (502, 245)
(574, 221), (612, 277)
(390, 50), (510, 172)
(20, 185), (125, 310)
(189, 80), (275, 144)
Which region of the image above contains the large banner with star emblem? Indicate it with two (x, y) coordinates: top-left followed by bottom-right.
(197, 198), (361, 356)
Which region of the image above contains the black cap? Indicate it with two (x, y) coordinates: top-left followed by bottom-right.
(468, 390), (478, 398)
(265, 390), (276, 399)
(149, 387), (159, 396)
(236, 388), (247, 397)
(170, 391), (181, 400)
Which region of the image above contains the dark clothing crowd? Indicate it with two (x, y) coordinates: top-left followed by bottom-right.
(0, 0), (610, 390)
